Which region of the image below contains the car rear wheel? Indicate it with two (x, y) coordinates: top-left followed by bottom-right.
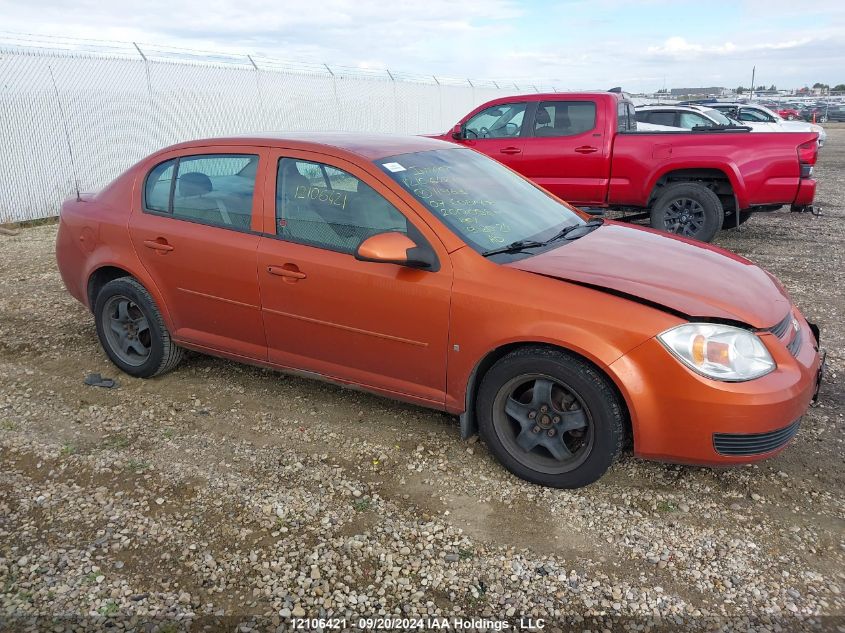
(650, 182), (724, 242)
(477, 347), (625, 488)
(94, 277), (184, 378)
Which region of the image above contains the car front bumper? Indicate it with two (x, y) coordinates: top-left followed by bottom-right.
(609, 312), (822, 465)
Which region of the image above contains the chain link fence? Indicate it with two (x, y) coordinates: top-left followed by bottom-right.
(0, 34), (564, 223)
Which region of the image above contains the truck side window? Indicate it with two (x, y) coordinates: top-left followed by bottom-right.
(465, 103), (527, 139)
(618, 102), (634, 132)
(533, 101), (596, 137)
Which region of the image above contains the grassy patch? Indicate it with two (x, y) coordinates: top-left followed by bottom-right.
(126, 458), (149, 472)
(353, 498), (372, 512)
(98, 601), (119, 616)
(104, 434), (131, 450)
(458, 548), (474, 560)
(0, 420), (18, 431)
(656, 500), (677, 513)
(60, 443), (76, 456)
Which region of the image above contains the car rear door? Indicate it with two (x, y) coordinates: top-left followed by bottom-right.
(129, 146), (268, 360)
(518, 97), (608, 205)
(255, 150), (452, 406)
(451, 101), (531, 170)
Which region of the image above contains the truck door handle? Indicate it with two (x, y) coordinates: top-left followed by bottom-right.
(143, 239), (174, 253)
(575, 146), (598, 154)
(267, 264), (306, 280)
(499, 147), (522, 155)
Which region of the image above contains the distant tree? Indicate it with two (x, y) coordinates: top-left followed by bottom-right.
(656, 88), (670, 94)
(756, 85), (766, 91)
(812, 82), (824, 88)
(833, 84), (845, 92)
(736, 86), (745, 94)
(769, 84), (777, 91)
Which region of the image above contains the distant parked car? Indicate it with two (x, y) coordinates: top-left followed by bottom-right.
(709, 103), (826, 146)
(825, 105), (845, 122)
(797, 105), (829, 124)
(636, 104), (740, 130)
(777, 106), (802, 120)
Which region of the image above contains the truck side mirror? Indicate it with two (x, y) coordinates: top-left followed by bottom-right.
(451, 124), (463, 140)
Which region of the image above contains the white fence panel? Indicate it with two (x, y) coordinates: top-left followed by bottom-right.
(0, 41), (561, 223)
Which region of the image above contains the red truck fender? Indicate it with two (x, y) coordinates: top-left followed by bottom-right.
(643, 160), (749, 210)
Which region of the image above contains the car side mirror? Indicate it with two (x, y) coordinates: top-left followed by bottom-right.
(355, 232), (435, 269)
(451, 123), (464, 140)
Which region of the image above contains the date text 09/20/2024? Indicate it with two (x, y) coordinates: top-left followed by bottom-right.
(291, 616), (545, 630)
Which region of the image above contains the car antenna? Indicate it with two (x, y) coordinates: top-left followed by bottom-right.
(47, 64), (82, 201)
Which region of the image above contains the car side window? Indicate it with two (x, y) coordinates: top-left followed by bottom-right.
(679, 112), (710, 128)
(144, 159), (176, 213)
(276, 158), (407, 254)
(739, 109), (772, 123)
(464, 103), (527, 139)
(644, 111), (676, 127)
(171, 155), (258, 230)
(144, 154), (258, 231)
(534, 101), (596, 137)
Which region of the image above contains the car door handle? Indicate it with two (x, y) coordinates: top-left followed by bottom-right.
(574, 146), (599, 154)
(143, 239), (174, 253)
(499, 147), (522, 155)
(267, 264), (306, 280)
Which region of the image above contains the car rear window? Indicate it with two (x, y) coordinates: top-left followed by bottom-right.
(143, 154), (258, 231)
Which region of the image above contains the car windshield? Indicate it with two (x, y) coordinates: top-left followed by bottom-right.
(701, 108), (733, 125)
(377, 148), (584, 255)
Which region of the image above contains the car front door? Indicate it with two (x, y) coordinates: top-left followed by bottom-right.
(518, 99), (607, 205)
(256, 151), (452, 406)
(129, 147), (268, 360)
(452, 102), (530, 170)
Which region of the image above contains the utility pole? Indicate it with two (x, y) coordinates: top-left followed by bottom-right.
(750, 66), (755, 101)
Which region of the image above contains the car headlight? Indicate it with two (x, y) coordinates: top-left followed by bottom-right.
(657, 323), (775, 381)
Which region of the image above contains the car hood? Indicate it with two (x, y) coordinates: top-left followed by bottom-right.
(506, 223), (789, 328)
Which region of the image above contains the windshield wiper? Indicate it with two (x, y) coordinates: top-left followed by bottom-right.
(481, 219), (604, 257)
(543, 218), (604, 244)
(481, 239), (546, 257)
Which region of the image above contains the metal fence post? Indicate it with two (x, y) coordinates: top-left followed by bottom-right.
(133, 42), (154, 106)
(386, 69), (398, 133)
(324, 63), (341, 130)
(246, 55), (268, 131)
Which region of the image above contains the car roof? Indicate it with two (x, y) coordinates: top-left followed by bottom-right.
(637, 104), (711, 112)
(163, 132), (458, 161)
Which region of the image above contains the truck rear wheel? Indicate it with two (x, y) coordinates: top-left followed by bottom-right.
(650, 182), (724, 242)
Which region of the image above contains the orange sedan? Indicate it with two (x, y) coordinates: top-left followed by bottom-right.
(56, 133), (824, 488)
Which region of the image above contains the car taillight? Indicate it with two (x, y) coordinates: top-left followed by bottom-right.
(797, 139), (818, 167)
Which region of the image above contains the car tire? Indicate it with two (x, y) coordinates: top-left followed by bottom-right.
(650, 182), (724, 242)
(476, 346), (626, 489)
(94, 277), (184, 378)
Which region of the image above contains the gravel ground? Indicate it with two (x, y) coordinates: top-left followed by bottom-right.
(1, 127), (843, 633)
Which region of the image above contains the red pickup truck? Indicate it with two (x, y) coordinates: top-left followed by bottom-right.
(436, 92), (818, 242)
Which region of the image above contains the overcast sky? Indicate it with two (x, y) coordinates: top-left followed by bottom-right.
(1, 0), (843, 91)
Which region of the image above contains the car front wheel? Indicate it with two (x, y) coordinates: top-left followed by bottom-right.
(477, 347), (626, 488)
(94, 277), (184, 378)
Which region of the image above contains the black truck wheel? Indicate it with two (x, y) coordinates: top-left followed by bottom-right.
(650, 182), (724, 242)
